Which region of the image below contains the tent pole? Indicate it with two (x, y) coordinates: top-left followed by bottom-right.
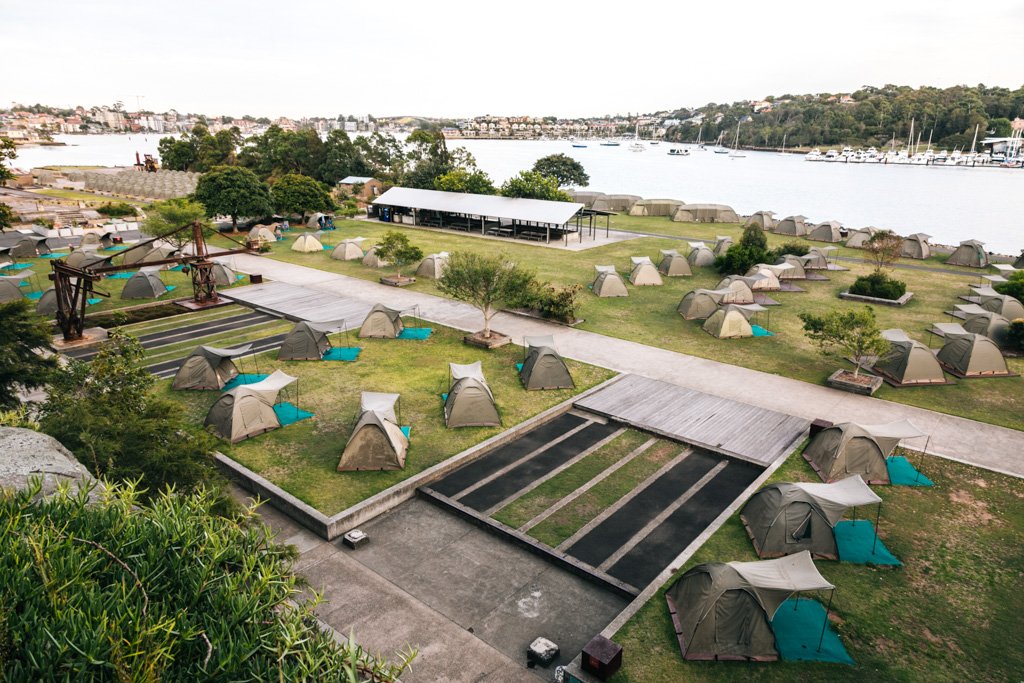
(872, 502), (881, 554)
(916, 435), (931, 483)
(817, 589), (834, 652)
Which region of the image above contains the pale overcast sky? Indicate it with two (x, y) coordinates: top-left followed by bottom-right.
(5, 0), (1022, 119)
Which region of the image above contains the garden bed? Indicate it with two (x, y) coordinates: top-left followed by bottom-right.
(826, 369), (883, 395)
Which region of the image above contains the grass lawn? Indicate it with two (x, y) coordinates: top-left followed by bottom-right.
(156, 322), (614, 516)
(226, 219), (1024, 430)
(10, 253), (249, 316)
(608, 450), (1024, 683)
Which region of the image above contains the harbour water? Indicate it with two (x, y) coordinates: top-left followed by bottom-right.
(13, 135), (1024, 254)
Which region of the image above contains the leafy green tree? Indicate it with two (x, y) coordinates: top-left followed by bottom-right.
(373, 230), (423, 278)
(0, 300), (57, 409)
(319, 129), (371, 185)
(141, 197), (212, 249)
(192, 165), (272, 231)
(0, 480), (415, 680)
(715, 224), (771, 274)
(239, 126), (327, 181)
(271, 173), (335, 218)
(353, 132), (409, 183)
(499, 171), (572, 201)
(532, 154), (590, 187)
(434, 168), (497, 194)
(1007, 320), (1024, 353)
(739, 223), (768, 250)
(864, 230), (905, 272)
(0, 202), (15, 230)
(799, 306), (889, 378)
(94, 201), (138, 218)
(989, 117), (1013, 137)
(196, 127), (241, 170)
(40, 332), (220, 499)
(0, 136), (17, 183)
(437, 251), (536, 338)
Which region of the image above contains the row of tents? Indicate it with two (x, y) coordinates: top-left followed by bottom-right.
(590, 243), (729, 297)
(565, 192), (740, 223)
(667, 418), (932, 661)
(273, 230), (453, 280)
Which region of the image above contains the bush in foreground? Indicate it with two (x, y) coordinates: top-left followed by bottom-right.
(95, 201), (138, 217)
(849, 271), (907, 300)
(0, 481), (415, 680)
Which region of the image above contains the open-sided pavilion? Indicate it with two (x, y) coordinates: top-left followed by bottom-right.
(372, 187), (597, 245)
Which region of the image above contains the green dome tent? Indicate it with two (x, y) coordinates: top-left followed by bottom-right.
(678, 289), (727, 320)
(743, 210), (776, 230)
(665, 552), (834, 661)
(974, 290), (1024, 320)
(872, 329), (947, 386)
(962, 311), (1012, 349)
(703, 304), (760, 339)
(35, 288), (59, 316)
(713, 235), (734, 256)
(358, 304), (404, 338)
(204, 386), (280, 443)
(686, 242), (716, 268)
(803, 420), (926, 484)
(416, 252), (449, 279)
(591, 266), (628, 297)
(945, 239), (988, 268)
(173, 344), (252, 390)
(520, 336), (574, 390)
(808, 221), (843, 243)
(278, 320), (345, 360)
(362, 245), (389, 268)
(120, 270), (168, 299)
(715, 276), (757, 304)
(0, 279), (26, 303)
(210, 262), (237, 286)
(66, 250), (112, 269)
(936, 331), (1011, 377)
(331, 238), (365, 261)
(444, 361), (500, 428)
(658, 249), (692, 277)
(628, 256), (663, 286)
(291, 233), (324, 253)
(740, 477), (881, 560)
(845, 227), (879, 249)
(774, 215), (809, 236)
(338, 392), (408, 471)
(900, 233), (931, 259)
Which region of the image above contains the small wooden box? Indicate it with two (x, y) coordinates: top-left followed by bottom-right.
(581, 635), (622, 680)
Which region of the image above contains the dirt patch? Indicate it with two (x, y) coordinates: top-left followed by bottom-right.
(971, 478), (988, 489)
(949, 489), (996, 524)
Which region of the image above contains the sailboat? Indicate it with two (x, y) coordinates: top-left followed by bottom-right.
(778, 133), (787, 156)
(728, 123), (746, 158)
(696, 125), (706, 150)
(712, 132), (729, 154)
(629, 122), (644, 152)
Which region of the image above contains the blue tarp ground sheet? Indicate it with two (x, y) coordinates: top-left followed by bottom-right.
(322, 347), (361, 362)
(222, 373), (268, 391)
(834, 520), (901, 566)
(886, 456), (933, 486)
(275, 402), (313, 426)
(752, 325), (774, 337)
(398, 328), (432, 340)
(772, 598), (854, 665)
(107, 271), (136, 279)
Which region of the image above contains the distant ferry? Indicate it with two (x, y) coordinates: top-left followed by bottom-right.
(668, 147), (690, 156)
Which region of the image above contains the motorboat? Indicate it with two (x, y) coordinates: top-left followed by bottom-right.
(668, 147), (690, 156)
(805, 148), (823, 161)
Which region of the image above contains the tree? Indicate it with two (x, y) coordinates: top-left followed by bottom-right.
(0, 135), (16, 184)
(373, 230), (423, 278)
(319, 129), (370, 185)
(434, 168), (497, 195)
(437, 252), (535, 339)
(141, 197), (213, 249)
(39, 332), (220, 500)
(0, 202), (15, 231)
(532, 154), (590, 187)
(715, 223), (771, 274)
(499, 171), (572, 202)
(192, 165), (272, 231)
(864, 230), (905, 272)
(0, 480), (415, 680)
(0, 300), (57, 409)
(271, 173), (334, 218)
(799, 306), (889, 378)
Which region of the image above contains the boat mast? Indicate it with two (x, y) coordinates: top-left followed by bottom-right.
(970, 123), (979, 153)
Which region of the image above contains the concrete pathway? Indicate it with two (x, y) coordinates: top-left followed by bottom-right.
(241, 488), (539, 682)
(221, 252), (1024, 478)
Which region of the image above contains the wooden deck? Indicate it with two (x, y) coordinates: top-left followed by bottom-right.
(574, 374), (809, 467)
(220, 282), (375, 324)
